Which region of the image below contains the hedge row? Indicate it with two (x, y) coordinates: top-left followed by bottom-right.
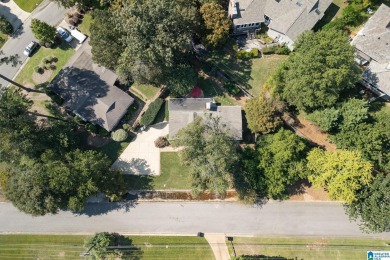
(140, 98), (164, 126)
(236, 48), (259, 59)
(262, 45), (290, 55)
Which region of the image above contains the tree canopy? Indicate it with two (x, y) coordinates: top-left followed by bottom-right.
(31, 19), (56, 45)
(200, 3), (231, 47)
(307, 149), (373, 203)
(244, 92), (282, 134)
(175, 116), (238, 196)
(272, 28), (360, 112)
(257, 129), (309, 199)
(345, 173), (390, 233)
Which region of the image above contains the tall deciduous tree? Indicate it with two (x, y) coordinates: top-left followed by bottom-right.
(200, 3), (231, 47)
(307, 149), (373, 203)
(257, 129), (309, 199)
(345, 173), (390, 233)
(30, 19), (56, 45)
(272, 28), (360, 112)
(175, 116), (238, 196)
(244, 92), (282, 134)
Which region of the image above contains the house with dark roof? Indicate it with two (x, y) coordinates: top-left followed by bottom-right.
(229, 0), (332, 49)
(168, 98), (243, 140)
(351, 4), (390, 100)
(47, 44), (134, 131)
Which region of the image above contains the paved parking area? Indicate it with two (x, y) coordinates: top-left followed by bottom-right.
(111, 122), (169, 176)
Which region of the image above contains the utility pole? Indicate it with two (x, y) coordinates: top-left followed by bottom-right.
(0, 74), (43, 93)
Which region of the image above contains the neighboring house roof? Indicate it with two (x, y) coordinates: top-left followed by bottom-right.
(47, 50), (134, 131)
(351, 4), (390, 64)
(168, 98), (243, 140)
(230, 0), (331, 41)
(352, 4), (390, 97)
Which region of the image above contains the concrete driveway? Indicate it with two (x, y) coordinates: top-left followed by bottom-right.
(0, 0), (30, 30)
(111, 122), (169, 175)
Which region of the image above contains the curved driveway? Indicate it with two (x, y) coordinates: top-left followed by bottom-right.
(0, 201), (389, 238)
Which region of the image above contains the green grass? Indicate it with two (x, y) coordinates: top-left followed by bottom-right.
(14, 43), (75, 86)
(228, 237), (390, 260)
(99, 135), (133, 163)
(130, 83), (160, 102)
(78, 13), (93, 36)
(248, 55), (288, 96)
(0, 31), (7, 48)
(125, 152), (192, 190)
(197, 76), (236, 105)
(0, 235), (214, 260)
(14, 0), (43, 12)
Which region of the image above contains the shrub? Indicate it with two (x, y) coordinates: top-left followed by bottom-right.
(250, 48), (259, 58)
(0, 16), (13, 35)
(98, 127), (110, 137)
(85, 123), (98, 133)
(224, 81), (240, 95)
(50, 64), (56, 70)
(342, 4), (364, 26)
(262, 46), (277, 55)
(111, 129), (128, 142)
(42, 57), (50, 64)
(74, 115), (85, 125)
(140, 98), (164, 126)
(50, 56), (58, 62)
(122, 124), (131, 131)
(34, 66), (42, 73)
(154, 136), (170, 148)
(275, 46), (290, 55)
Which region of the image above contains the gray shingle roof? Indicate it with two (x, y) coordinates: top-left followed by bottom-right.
(168, 98), (243, 140)
(352, 4), (390, 97)
(47, 50), (134, 131)
(231, 0), (331, 41)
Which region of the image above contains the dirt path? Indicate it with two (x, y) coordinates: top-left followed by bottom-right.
(296, 116), (337, 152)
(204, 234), (230, 260)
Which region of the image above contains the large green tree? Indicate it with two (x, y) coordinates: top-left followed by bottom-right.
(345, 173), (390, 233)
(257, 129), (309, 199)
(306, 107), (340, 132)
(200, 3), (231, 47)
(175, 116), (238, 196)
(307, 149), (373, 203)
(272, 28), (360, 112)
(244, 92), (282, 134)
(31, 19), (56, 45)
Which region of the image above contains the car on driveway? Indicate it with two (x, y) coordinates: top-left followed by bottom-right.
(56, 26), (73, 43)
(23, 41), (38, 56)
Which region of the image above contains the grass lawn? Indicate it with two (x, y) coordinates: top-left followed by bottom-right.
(78, 13), (93, 36)
(125, 152), (192, 190)
(228, 237), (390, 260)
(14, 43), (75, 86)
(0, 235), (214, 260)
(0, 31), (7, 48)
(14, 0), (43, 12)
(129, 83), (160, 102)
(248, 55), (288, 96)
(99, 135), (133, 163)
(197, 76), (236, 105)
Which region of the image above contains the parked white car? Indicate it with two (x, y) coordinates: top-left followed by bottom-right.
(56, 26), (73, 43)
(23, 41), (38, 56)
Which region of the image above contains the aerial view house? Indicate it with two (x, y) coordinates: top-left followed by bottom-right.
(47, 46), (134, 131)
(351, 4), (390, 100)
(229, 0), (332, 49)
(168, 98), (243, 140)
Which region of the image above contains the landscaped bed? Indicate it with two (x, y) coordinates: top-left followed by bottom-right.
(228, 237), (390, 259)
(0, 234), (214, 260)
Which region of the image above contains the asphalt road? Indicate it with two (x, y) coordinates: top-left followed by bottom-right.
(0, 201), (389, 238)
(0, 0), (67, 87)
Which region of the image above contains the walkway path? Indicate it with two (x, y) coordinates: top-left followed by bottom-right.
(204, 234), (231, 260)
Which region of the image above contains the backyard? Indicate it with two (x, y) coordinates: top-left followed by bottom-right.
(0, 235), (214, 260)
(228, 237), (390, 259)
(14, 0), (43, 12)
(129, 83), (160, 102)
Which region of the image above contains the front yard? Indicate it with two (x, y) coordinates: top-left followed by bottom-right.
(125, 152), (192, 190)
(228, 237), (390, 259)
(14, 0), (43, 12)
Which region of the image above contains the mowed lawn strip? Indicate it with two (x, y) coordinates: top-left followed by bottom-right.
(14, 43), (75, 86)
(248, 55), (288, 96)
(0, 235), (214, 260)
(130, 83), (160, 101)
(14, 0), (44, 12)
(228, 237), (390, 260)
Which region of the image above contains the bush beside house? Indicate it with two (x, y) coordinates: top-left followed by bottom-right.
(140, 98), (164, 126)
